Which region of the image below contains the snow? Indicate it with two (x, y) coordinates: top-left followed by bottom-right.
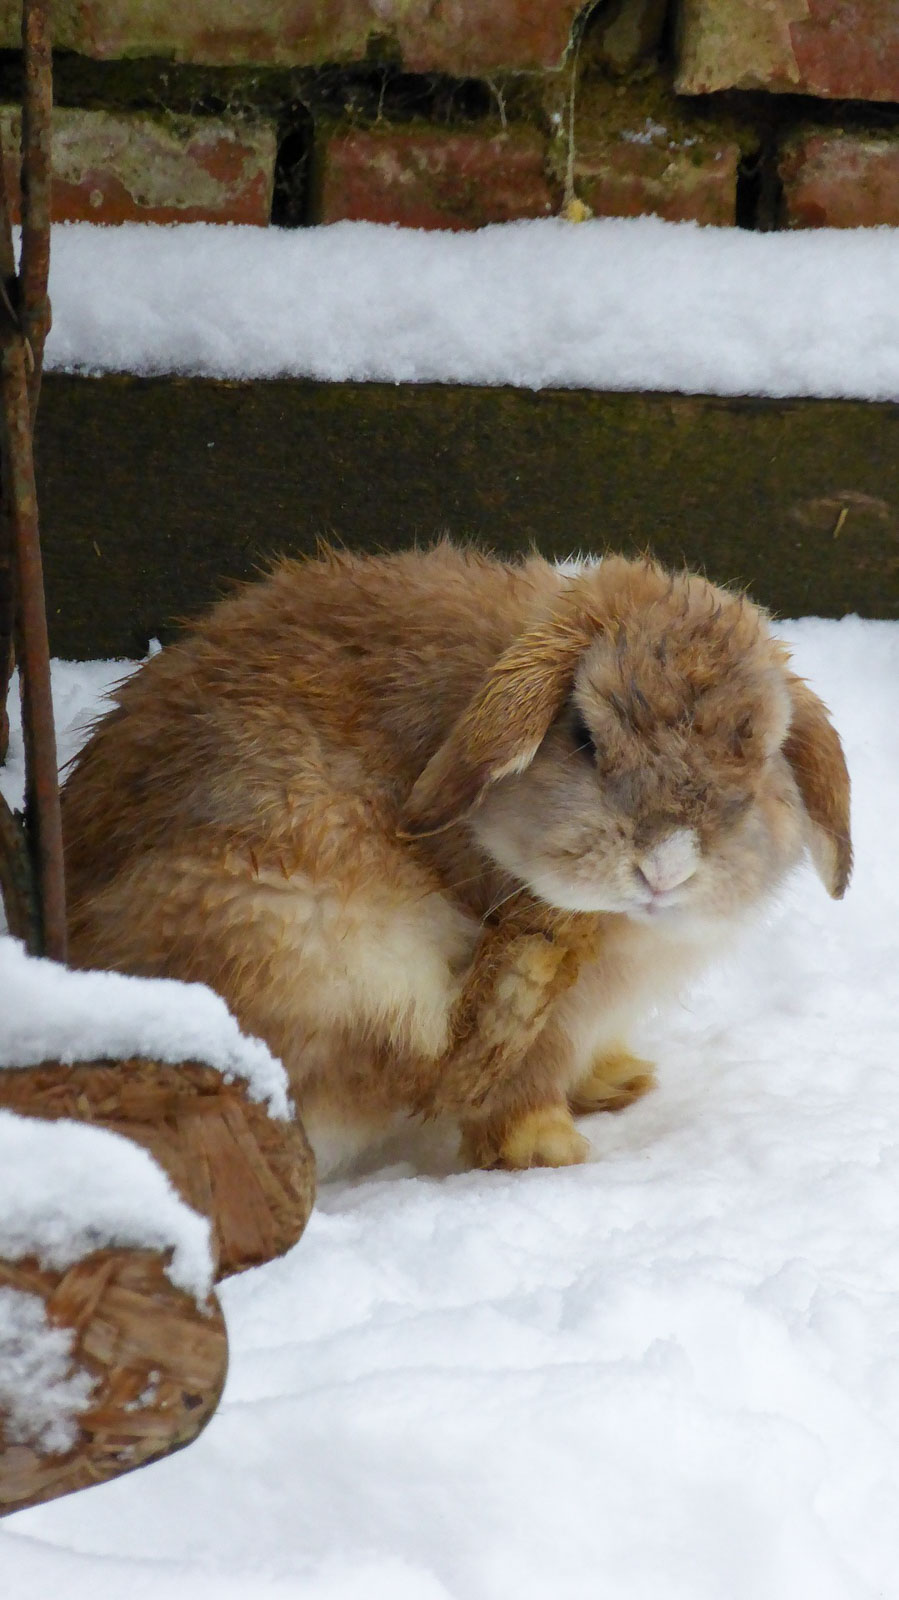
(0, 1109), (214, 1299)
(0, 937), (291, 1119)
(1, 615), (898, 1596)
(0, 1288), (94, 1455)
(42, 217), (899, 400)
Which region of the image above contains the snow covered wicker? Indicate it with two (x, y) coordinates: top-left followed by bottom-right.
(0, 1058), (316, 1280)
(0, 1245), (227, 1516)
(0, 946), (315, 1513)
(0, 940), (317, 1280)
(0, 1109), (228, 1517)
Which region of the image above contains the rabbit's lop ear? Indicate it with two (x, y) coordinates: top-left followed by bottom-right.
(399, 610), (593, 839)
(783, 674), (852, 898)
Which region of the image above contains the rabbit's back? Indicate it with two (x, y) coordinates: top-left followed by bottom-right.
(61, 546), (554, 1130)
(63, 544), (554, 901)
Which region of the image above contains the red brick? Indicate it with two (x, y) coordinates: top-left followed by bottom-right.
(676, 0), (899, 102)
(780, 130), (899, 228)
(543, 74), (746, 227)
(574, 130), (739, 226)
(316, 125), (555, 231)
(0, 1), (585, 75)
(0, 106), (275, 226)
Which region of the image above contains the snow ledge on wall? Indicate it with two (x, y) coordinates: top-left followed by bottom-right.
(42, 216), (899, 401)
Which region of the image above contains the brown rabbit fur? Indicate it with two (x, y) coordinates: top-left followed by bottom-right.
(62, 545), (851, 1172)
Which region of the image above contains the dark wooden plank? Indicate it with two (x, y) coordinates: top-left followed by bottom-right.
(33, 374), (899, 659)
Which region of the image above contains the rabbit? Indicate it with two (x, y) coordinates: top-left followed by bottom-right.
(62, 543), (851, 1172)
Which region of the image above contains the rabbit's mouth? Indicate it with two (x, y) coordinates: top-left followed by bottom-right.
(481, 826), (705, 922)
(631, 888), (687, 922)
(507, 859), (693, 920)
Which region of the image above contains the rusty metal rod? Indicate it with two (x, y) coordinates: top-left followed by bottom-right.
(0, 0), (64, 959)
(0, 47), (17, 773)
(20, 0), (52, 418)
(0, 333), (66, 959)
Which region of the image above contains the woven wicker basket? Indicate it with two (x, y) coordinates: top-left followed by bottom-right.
(0, 1059), (316, 1280)
(0, 1246), (228, 1517)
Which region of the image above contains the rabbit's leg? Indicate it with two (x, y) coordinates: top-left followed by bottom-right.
(422, 913), (599, 1169)
(456, 1008), (592, 1170)
(422, 925), (582, 1117)
(462, 1045), (655, 1169)
(568, 1049), (657, 1115)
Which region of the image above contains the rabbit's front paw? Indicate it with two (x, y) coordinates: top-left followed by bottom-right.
(463, 1104), (590, 1171)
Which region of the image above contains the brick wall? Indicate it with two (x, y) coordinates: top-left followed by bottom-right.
(0, 0), (897, 231)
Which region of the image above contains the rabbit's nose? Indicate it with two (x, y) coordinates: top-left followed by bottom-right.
(635, 828), (699, 894)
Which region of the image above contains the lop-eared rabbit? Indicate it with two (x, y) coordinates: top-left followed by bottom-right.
(63, 546), (851, 1171)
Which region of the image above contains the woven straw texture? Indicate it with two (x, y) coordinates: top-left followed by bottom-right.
(0, 1247), (227, 1517)
(0, 1059), (316, 1278)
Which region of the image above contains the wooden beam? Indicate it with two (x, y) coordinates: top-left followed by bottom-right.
(32, 375), (899, 660)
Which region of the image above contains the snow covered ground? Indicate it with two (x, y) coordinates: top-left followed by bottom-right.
(1, 614), (898, 1598)
(42, 217), (899, 399)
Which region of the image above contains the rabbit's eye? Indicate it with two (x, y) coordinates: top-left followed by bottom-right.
(571, 710), (597, 761)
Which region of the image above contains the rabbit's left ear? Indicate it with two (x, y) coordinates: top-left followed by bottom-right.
(782, 674), (852, 898)
(399, 609), (594, 839)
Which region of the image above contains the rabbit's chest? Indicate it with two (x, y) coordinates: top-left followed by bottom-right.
(555, 916), (718, 1080)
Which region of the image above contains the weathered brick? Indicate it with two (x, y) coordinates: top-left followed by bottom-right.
(0, 106), (275, 225)
(574, 129), (739, 226)
(780, 130), (899, 228)
(676, 0), (899, 103)
(315, 124), (555, 230)
(0, 1), (585, 74)
(588, 0), (669, 77)
(547, 85), (741, 226)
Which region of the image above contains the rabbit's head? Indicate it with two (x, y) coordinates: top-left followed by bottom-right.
(401, 558), (851, 928)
